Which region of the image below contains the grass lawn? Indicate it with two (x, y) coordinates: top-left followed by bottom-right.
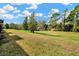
(3, 29), (79, 56)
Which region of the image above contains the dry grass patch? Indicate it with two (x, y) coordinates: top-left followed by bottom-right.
(5, 29), (79, 56)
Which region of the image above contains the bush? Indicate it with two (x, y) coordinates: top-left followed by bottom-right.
(5, 23), (9, 29)
(76, 26), (79, 32)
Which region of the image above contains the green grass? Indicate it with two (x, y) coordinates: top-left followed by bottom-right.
(3, 29), (79, 56)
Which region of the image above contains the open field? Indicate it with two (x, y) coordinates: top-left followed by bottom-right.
(1, 29), (79, 56)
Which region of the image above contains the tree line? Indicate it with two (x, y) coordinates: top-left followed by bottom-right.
(4, 5), (79, 33)
(4, 12), (48, 33)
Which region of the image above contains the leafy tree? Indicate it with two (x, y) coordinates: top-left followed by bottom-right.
(9, 23), (17, 29)
(5, 23), (9, 29)
(23, 16), (28, 30)
(37, 20), (47, 31)
(56, 22), (62, 31)
(48, 13), (60, 30)
(65, 21), (73, 31)
(62, 9), (68, 31)
(67, 5), (79, 32)
(28, 12), (37, 33)
(9, 23), (15, 29)
(17, 24), (24, 30)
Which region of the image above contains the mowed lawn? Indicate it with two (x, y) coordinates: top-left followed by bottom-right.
(4, 29), (79, 56)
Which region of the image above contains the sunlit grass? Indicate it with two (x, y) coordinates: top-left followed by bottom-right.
(5, 29), (79, 56)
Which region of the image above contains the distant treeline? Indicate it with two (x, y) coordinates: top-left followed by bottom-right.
(4, 5), (79, 33)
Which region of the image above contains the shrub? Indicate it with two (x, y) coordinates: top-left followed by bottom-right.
(76, 26), (79, 32)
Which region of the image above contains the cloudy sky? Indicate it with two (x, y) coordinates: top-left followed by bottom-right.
(0, 3), (78, 24)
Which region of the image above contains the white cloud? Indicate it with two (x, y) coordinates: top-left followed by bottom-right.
(2, 14), (14, 19)
(15, 14), (23, 18)
(35, 13), (43, 17)
(13, 9), (20, 13)
(51, 8), (59, 13)
(17, 14), (23, 17)
(26, 4), (38, 9)
(48, 8), (59, 17)
(3, 4), (15, 11)
(23, 10), (31, 17)
(0, 9), (6, 14)
(62, 3), (72, 6)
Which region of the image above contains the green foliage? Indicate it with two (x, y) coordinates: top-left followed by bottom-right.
(8, 23), (23, 30)
(67, 10), (76, 22)
(16, 24), (24, 30)
(76, 26), (79, 32)
(51, 13), (60, 19)
(56, 23), (62, 31)
(65, 5), (79, 32)
(76, 19), (79, 25)
(48, 13), (60, 30)
(28, 12), (37, 33)
(9, 23), (15, 29)
(61, 9), (68, 31)
(23, 16), (28, 30)
(37, 20), (47, 31)
(5, 23), (9, 29)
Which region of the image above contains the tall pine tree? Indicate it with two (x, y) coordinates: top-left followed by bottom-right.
(28, 12), (37, 33)
(23, 16), (28, 30)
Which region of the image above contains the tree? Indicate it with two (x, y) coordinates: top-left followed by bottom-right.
(56, 22), (62, 31)
(67, 5), (79, 32)
(37, 20), (47, 31)
(62, 9), (68, 31)
(72, 6), (79, 32)
(5, 23), (9, 29)
(17, 24), (24, 30)
(9, 23), (16, 29)
(48, 13), (60, 30)
(28, 12), (37, 33)
(23, 16), (28, 30)
(66, 9), (76, 31)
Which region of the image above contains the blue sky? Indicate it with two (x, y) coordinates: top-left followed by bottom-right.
(0, 3), (78, 24)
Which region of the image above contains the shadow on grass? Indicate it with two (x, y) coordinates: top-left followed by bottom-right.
(0, 32), (29, 56)
(7, 32), (13, 34)
(35, 32), (62, 37)
(10, 35), (23, 41)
